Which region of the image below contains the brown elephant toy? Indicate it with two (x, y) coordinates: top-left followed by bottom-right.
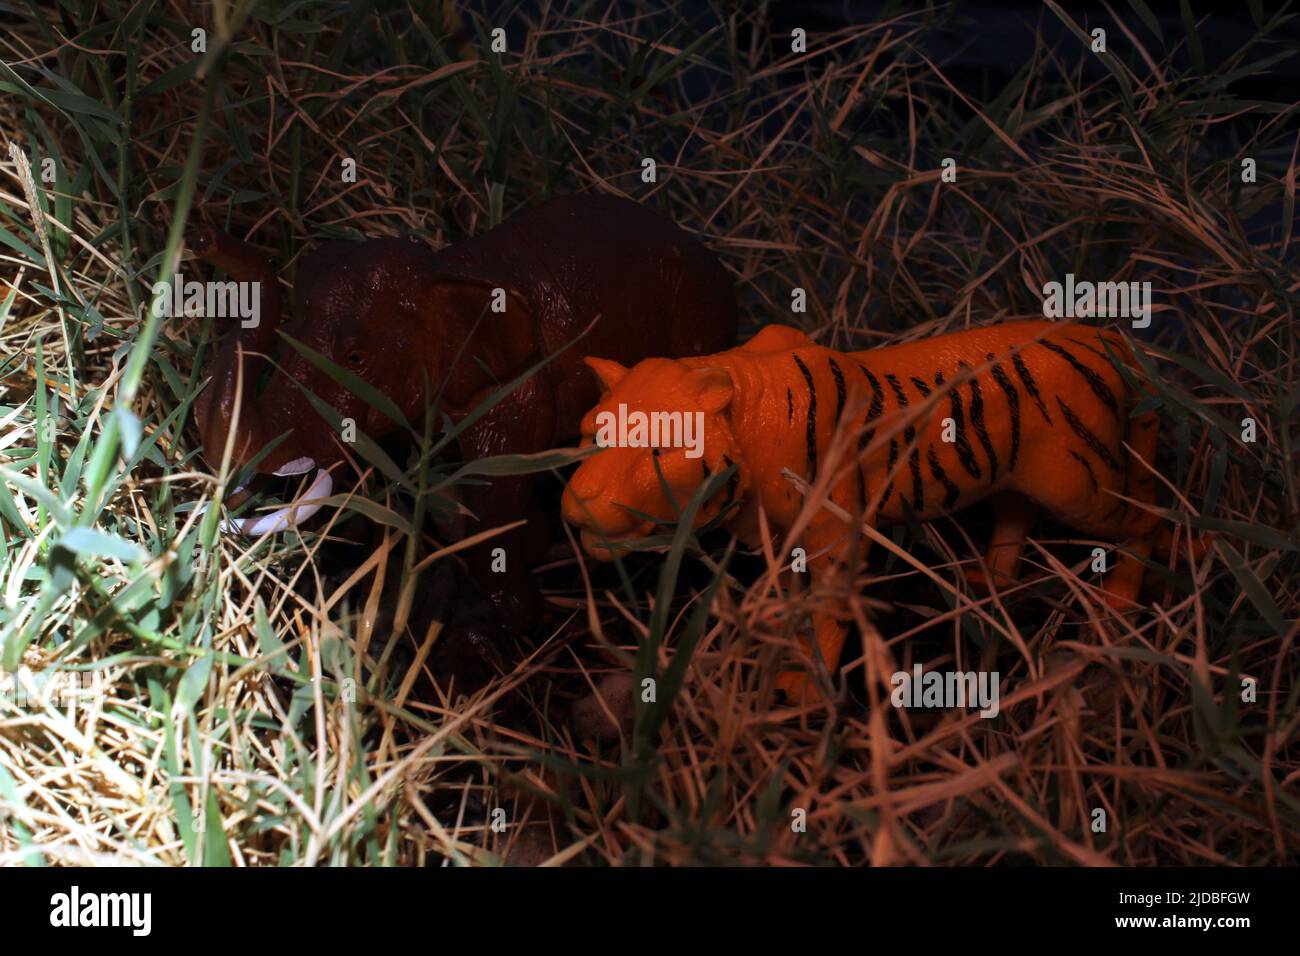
(190, 193), (737, 642)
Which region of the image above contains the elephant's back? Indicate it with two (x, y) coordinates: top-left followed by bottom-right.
(434, 194), (734, 343)
(493, 192), (733, 335)
(433, 194), (737, 438)
(516, 194), (735, 351)
(518, 195), (738, 433)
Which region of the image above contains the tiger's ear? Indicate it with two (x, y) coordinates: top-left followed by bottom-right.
(692, 367), (733, 413)
(585, 357), (629, 393)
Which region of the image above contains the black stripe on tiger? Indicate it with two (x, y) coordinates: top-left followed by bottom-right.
(793, 354), (819, 483)
(911, 372), (935, 502)
(721, 454), (739, 510)
(962, 364), (999, 482)
(936, 370), (982, 480)
(1065, 336), (1113, 362)
(828, 357), (847, 428)
(886, 374), (924, 512)
(885, 373), (907, 405)
(880, 439), (898, 509)
(855, 363), (885, 509)
(1041, 341), (1121, 422)
(857, 364), (885, 444)
(909, 445), (924, 512)
(928, 446), (960, 510)
(1068, 450), (1099, 494)
(987, 354), (1021, 472)
(1012, 353), (1051, 424)
(786, 388), (793, 424)
(826, 357), (853, 511)
(1057, 397), (1121, 471)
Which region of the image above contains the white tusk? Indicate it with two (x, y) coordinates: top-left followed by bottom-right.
(220, 468), (334, 536)
(273, 456), (316, 477)
(195, 483), (245, 520)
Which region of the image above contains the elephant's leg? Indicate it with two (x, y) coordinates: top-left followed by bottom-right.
(423, 377), (558, 693)
(457, 473), (545, 630)
(453, 373), (559, 638)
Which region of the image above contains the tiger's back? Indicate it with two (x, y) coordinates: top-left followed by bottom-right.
(703, 320), (1156, 544)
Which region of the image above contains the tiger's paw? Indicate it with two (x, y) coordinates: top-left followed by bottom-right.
(774, 669), (828, 705)
(1099, 588), (1145, 614)
(960, 564), (1019, 593)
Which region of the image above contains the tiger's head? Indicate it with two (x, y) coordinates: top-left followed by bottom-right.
(562, 355), (744, 561)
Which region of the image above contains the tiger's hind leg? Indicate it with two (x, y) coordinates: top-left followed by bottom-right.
(1012, 400), (1162, 611)
(963, 492), (1039, 592)
(1095, 409), (1163, 610)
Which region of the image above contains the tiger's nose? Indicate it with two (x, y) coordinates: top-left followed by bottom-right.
(561, 466), (607, 527)
(560, 483), (591, 528)
(562, 467), (636, 535)
(564, 459), (607, 508)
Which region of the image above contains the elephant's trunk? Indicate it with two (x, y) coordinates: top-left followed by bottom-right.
(189, 225), (297, 474)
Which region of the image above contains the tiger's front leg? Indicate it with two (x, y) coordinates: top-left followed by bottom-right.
(773, 518), (861, 704)
(773, 612), (848, 704)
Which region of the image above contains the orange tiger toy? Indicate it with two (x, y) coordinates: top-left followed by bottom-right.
(561, 321), (1181, 702)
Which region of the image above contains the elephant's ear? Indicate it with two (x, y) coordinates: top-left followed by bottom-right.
(431, 277), (538, 410)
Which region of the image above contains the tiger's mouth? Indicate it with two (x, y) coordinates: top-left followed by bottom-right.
(579, 522), (655, 561)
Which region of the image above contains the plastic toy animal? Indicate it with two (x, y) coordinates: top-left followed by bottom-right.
(562, 321), (1189, 701)
(191, 194), (737, 637)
